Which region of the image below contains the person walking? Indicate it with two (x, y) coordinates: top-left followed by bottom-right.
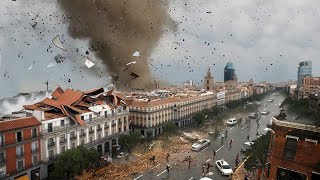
(229, 139), (234, 147)
(202, 165), (205, 176)
(221, 133), (225, 139)
(166, 153), (170, 162)
(247, 135), (250, 141)
(225, 129), (228, 137)
(166, 164), (171, 173)
(213, 149), (216, 158)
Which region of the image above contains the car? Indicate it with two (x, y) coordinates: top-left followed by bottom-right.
(261, 109), (270, 115)
(248, 112), (258, 119)
(117, 152), (128, 159)
(264, 128), (271, 132)
(241, 142), (254, 152)
(267, 99), (274, 102)
(227, 118), (237, 126)
(199, 178), (213, 180)
(191, 139), (211, 151)
(215, 159), (233, 176)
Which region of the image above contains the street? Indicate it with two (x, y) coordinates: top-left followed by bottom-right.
(132, 92), (285, 180)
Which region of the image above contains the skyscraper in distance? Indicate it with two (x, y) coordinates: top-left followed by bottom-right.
(224, 62), (235, 82)
(297, 61), (312, 88)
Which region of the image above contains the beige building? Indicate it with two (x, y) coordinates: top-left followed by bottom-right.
(127, 93), (216, 138)
(297, 76), (320, 99)
(204, 68), (214, 91)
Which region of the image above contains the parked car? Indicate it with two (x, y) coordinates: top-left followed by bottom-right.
(117, 152), (129, 159)
(267, 99), (274, 102)
(248, 112), (258, 119)
(191, 139), (211, 151)
(267, 119), (272, 128)
(215, 159), (233, 176)
(227, 118), (237, 126)
(241, 142), (254, 152)
(199, 178), (213, 180)
(261, 109), (270, 115)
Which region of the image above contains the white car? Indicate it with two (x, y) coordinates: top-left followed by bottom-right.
(215, 159), (233, 176)
(191, 139), (211, 151)
(241, 142), (254, 152)
(117, 152), (128, 159)
(227, 118), (237, 126)
(199, 178), (213, 180)
(261, 109), (270, 115)
(267, 99), (273, 102)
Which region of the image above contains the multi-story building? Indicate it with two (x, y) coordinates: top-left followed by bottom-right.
(23, 87), (129, 179)
(225, 90), (241, 103)
(267, 114), (320, 180)
(0, 116), (41, 180)
(308, 94), (320, 112)
(297, 61), (312, 88)
(297, 76), (320, 99)
(224, 62), (236, 82)
(217, 91), (226, 105)
(204, 68), (214, 91)
(127, 92), (216, 138)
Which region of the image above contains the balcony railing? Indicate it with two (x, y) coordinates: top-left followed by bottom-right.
(84, 131), (127, 148)
(89, 130), (94, 134)
(16, 167), (25, 173)
(112, 123), (116, 127)
(80, 133), (86, 137)
(47, 142), (55, 148)
(16, 152), (24, 159)
(70, 135), (77, 140)
(104, 125), (109, 129)
(31, 148), (38, 154)
(60, 138), (66, 144)
(97, 127), (102, 132)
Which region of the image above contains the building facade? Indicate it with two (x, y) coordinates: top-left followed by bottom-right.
(23, 87), (129, 179)
(224, 62), (236, 82)
(297, 76), (320, 99)
(204, 68), (214, 91)
(267, 116), (320, 180)
(128, 93), (216, 138)
(297, 61), (312, 88)
(0, 116), (41, 180)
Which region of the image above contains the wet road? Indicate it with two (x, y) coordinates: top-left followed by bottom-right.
(133, 92), (285, 180)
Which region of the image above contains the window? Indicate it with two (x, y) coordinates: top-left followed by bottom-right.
(48, 150), (54, 160)
(70, 131), (76, 139)
(0, 152), (5, 164)
(89, 115), (92, 121)
(31, 142), (38, 152)
(61, 120), (65, 126)
(89, 137), (93, 142)
(16, 146), (23, 157)
(60, 134), (66, 142)
(31, 128), (37, 138)
(17, 160), (24, 172)
(0, 135), (4, 147)
(16, 131), (22, 142)
(48, 137), (54, 147)
(48, 123), (53, 133)
(81, 139), (85, 145)
(98, 134), (101, 139)
(61, 146), (65, 153)
(104, 112), (108, 118)
(283, 138), (298, 160)
(71, 142), (76, 149)
(32, 155), (38, 165)
(81, 116), (84, 120)
(81, 129), (85, 134)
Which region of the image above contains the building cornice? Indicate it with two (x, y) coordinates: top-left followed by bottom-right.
(272, 117), (320, 133)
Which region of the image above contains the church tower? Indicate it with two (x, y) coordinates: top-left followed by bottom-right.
(204, 68), (214, 91)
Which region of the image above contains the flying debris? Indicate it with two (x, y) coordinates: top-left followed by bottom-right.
(132, 51), (140, 57)
(47, 61), (57, 68)
(27, 65), (33, 70)
(84, 58), (95, 68)
(54, 54), (65, 63)
(52, 35), (67, 51)
(111, 75), (120, 82)
(130, 72), (140, 79)
(126, 61), (136, 66)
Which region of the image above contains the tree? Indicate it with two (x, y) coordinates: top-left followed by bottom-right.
(193, 112), (205, 126)
(51, 146), (99, 179)
(162, 121), (177, 139)
(119, 132), (141, 153)
(244, 131), (271, 174)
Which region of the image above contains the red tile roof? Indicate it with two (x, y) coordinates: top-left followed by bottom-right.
(51, 87), (64, 99)
(57, 89), (84, 105)
(0, 116), (40, 133)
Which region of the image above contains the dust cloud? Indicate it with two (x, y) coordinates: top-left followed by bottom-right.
(58, 0), (175, 89)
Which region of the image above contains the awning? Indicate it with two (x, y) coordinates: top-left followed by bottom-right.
(15, 174), (29, 180)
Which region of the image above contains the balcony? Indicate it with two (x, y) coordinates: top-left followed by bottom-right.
(60, 139), (66, 144)
(112, 123), (116, 127)
(70, 135), (77, 141)
(89, 130), (94, 134)
(80, 133), (86, 137)
(104, 125), (109, 129)
(47, 142), (55, 148)
(16, 152), (24, 159)
(16, 167), (25, 173)
(31, 148), (38, 154)
(97, 127), (102, 132)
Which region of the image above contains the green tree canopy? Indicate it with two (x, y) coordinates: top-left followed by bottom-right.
(162, 121), (177, 139)
(193, 112), (205, 126)
(51, 146), (100, 179)
(244, 131), (271, 171)
(118, 132), (141, 153)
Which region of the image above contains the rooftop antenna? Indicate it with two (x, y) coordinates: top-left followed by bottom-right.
(45, 81), (49, 91)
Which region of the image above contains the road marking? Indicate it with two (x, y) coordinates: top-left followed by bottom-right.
(230, 127), (234, 130)
(151, 164), (160, 169)
(242, 124), (248, 129)
(216, 146), (224, 152)
(157, 167), (171, 177)
(134, 175), (143, 180)
(201, 146), (209, 152)
(188, 177), (193, 180)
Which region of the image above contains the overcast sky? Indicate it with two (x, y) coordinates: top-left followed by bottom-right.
(1, 0), (320, 99)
